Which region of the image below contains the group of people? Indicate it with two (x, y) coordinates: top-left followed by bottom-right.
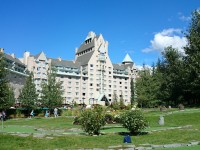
(30, 108), (58, 118)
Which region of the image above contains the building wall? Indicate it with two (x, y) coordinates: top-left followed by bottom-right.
(18, 32), (137, 105)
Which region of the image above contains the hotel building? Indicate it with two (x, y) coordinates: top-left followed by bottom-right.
(3, 32), (137, 106)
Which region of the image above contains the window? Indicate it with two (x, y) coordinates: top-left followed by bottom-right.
(90, 83), (93, 86)
(90, 64), (93, 67)
(76, 92), (79, 95)
(109, 94), (111, 97)
(125, 86), (127, 89)
(109, 71), (111, 74)
(109, 85), (111, 88)
(120, 82), (122, 84)
(82, 93), (85, 96)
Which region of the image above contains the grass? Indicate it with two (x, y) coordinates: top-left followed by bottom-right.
(0, 108), (200, 149)
(156, 145), (200, 150)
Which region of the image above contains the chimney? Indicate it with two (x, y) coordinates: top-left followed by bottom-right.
(11, 53), (15, 58)
(0, 48), (4, 53)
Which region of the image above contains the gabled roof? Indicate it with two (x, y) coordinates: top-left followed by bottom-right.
(51, 59), (80, 68)
(76, 40), (95, 54)
(75, 51), (94, 65)
(4, 53), (25, 66)
(97, 93), (108, 101)
(122, 54), (133, 63)
(112, 63), (134, 70)
(113, 64), (126, 70)
(34, 52), (43, 59)
(34, 52), (47, 61)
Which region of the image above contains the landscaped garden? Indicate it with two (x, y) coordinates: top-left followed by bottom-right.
(0, 107), (200, 149)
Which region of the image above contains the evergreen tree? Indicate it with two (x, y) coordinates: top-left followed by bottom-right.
(184, 10), (200, 104)
(130, 78), (135, 106)
(4, 86), (15, 109)
(0, 52), (10, 109)
(40, 69), (64, 109)
(158, 46), (185, 105)
(136, 64), (160, 108)
(119, 91), (125, 109)
(18, 73), (38, 110)
(111, 91), (120, 110)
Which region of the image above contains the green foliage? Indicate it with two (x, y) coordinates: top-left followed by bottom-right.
(104, 113), (114, 123)
(111, 92), (120, 110)
(0, 52), (10, 109)
(18, 73), (38, 110)
(158, 46), (185, 105)
(40, 69), (64, 109)
(130, 78), (135, 106)
(119, 92), (125, 109)
(3, 86), (15, 109)
(136, 65), (161, 108)
(120, 110), (148, 134)
(184, 10), (200, 104)
(79, 106), (106, 135)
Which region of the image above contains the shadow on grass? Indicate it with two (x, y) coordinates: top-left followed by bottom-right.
(118, 131), (149, 136)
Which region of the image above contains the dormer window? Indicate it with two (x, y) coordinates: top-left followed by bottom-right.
(85, 38), (92, 44)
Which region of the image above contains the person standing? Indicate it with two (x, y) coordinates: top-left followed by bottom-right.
(30, 110), (34, 118)
(54, 108), (58, 118)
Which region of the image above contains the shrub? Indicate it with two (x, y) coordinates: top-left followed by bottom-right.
(73, 116), (81, 125)
(120, 110), (148, 134)
(105, 113), (114, 124)
(79, 106), (105, 135)
(114, 114), (121, 123)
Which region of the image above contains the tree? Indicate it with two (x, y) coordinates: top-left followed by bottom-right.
(119, 91), (125, 109)
(158, 46), (185, 105)
(136, 65), (160, 108)
(111, 91), (120, 110)
(0, 52), (13, 109)
(40, 69), (64, 109)
(130, 78), (135, 106)
(4, 86), (15, 109)
(18, 73), (38, 110)
(184, 10), (200, 105)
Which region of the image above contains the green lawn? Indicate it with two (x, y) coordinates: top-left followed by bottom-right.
(0, 108), (199, 149)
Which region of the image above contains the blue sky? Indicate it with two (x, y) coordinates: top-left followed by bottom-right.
(0, 0), (199, 66)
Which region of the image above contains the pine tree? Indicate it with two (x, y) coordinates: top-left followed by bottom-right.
(18, 73), (38, 110)
(0, 52), (10, 109)
(4, 86), (15, 109)
(158, 46), (185, 105)
(119, 91), (125, 109)
(40, 69), (64, 109)
(184, 10), (200, 104)
(130, 78), (135, 106)
(111, 91), (120, 110)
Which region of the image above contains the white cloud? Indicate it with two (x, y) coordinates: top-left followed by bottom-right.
(178, 12), (191, 22)
(142, 28), (187, 53)
(136, 65), (152, 71)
